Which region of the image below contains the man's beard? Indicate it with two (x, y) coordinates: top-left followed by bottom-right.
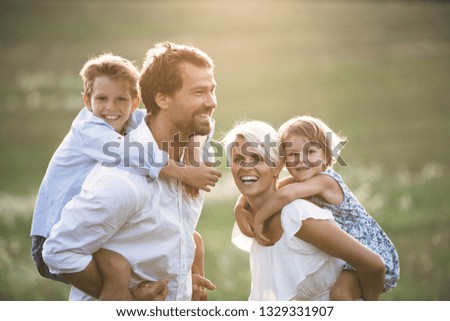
(175, 118), (211, 138)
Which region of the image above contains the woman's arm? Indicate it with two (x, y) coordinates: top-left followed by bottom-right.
(296, 219), (386, 300)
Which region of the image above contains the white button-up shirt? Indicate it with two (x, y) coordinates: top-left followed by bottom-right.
(31, 108), (167, 238)
(42, 120), (204, 301)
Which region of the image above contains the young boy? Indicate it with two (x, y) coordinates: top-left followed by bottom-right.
(31, 53), (220, 300)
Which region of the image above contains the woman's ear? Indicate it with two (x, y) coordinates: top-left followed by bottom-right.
(155, 92), (170, 110)
(272, 159), (284, 178)
(83, 94), (92, 111)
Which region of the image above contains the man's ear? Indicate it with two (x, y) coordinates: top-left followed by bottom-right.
(131, 96), (141, 111)
(155, 92), (170, 110)
(83, 94), (92, 111)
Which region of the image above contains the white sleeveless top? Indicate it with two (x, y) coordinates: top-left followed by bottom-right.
(232, 199), (345, 301)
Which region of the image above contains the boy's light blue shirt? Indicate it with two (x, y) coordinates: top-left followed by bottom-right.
(30, 108), (167, 238)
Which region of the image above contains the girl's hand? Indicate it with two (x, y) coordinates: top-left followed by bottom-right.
(253, 221), (273, 246)
(235, 206), (254, 237)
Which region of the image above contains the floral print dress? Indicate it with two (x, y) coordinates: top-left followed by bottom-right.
(309, 169), (400, 292)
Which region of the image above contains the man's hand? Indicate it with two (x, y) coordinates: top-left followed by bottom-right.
(192, 274), (216, 301)
(130, 279), (169, 301)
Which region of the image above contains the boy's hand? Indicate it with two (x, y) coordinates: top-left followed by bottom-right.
(192, 274), (216, 301)
(184, 184), (200, 198)
(183, 163), (221, 192)
(130, 279), (168, 301)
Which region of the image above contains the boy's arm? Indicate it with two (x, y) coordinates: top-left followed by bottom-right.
(234, 194), (254, 237)
(159, 159), (221, 192)
(254, 175), (335, 245)
(78, 115), (166, 179)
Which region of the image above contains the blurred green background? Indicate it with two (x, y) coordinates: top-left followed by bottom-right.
(0, 0), (449, 300)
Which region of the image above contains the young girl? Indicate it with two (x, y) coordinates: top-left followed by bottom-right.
(236, 115), (399, 300)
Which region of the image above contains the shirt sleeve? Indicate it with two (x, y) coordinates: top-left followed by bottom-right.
(281, 199), (335, 240)
(42, 168), (140, 274)
(231, 222), (253, 253)
(76, 112), (166, 179)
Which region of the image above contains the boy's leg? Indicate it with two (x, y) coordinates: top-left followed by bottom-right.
(94, 249), (169, 301)
(93, 248), (132, 300)
(329, 270), (362, 301)
(31, 235), (69, 283)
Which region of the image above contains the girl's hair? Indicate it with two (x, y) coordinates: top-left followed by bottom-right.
(139, 41), (214, 114)
(222, 120), (283, 169)
(278, 115), (346, 169)
(79, 53), (140, 99)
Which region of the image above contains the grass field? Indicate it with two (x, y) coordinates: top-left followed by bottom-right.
(0, 0), (449, 300)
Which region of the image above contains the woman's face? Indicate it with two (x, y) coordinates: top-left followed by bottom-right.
(230, 136), (279, 198)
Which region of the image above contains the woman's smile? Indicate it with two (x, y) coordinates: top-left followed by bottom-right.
(240, 175), (259, 185)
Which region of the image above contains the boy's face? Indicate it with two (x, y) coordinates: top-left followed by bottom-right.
(84, 76), (140, 133)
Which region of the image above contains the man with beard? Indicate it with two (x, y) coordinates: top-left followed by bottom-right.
(43, 42), (221, 301)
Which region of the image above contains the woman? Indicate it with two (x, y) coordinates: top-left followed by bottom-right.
(222, 120), (385, 300)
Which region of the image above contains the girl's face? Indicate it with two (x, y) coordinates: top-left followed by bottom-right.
(283, 133), (327, 182)
(231, 136), (279, 199)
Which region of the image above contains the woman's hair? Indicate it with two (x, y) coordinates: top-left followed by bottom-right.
(222, 120), (283, 169)
(278, 115), (346, 168)
(139, 41), (214, 114)
(79, 53), (140, 99)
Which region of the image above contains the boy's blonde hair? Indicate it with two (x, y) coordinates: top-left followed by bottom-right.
(80, 53), (140, 99)
(278, 115), (346, 169)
